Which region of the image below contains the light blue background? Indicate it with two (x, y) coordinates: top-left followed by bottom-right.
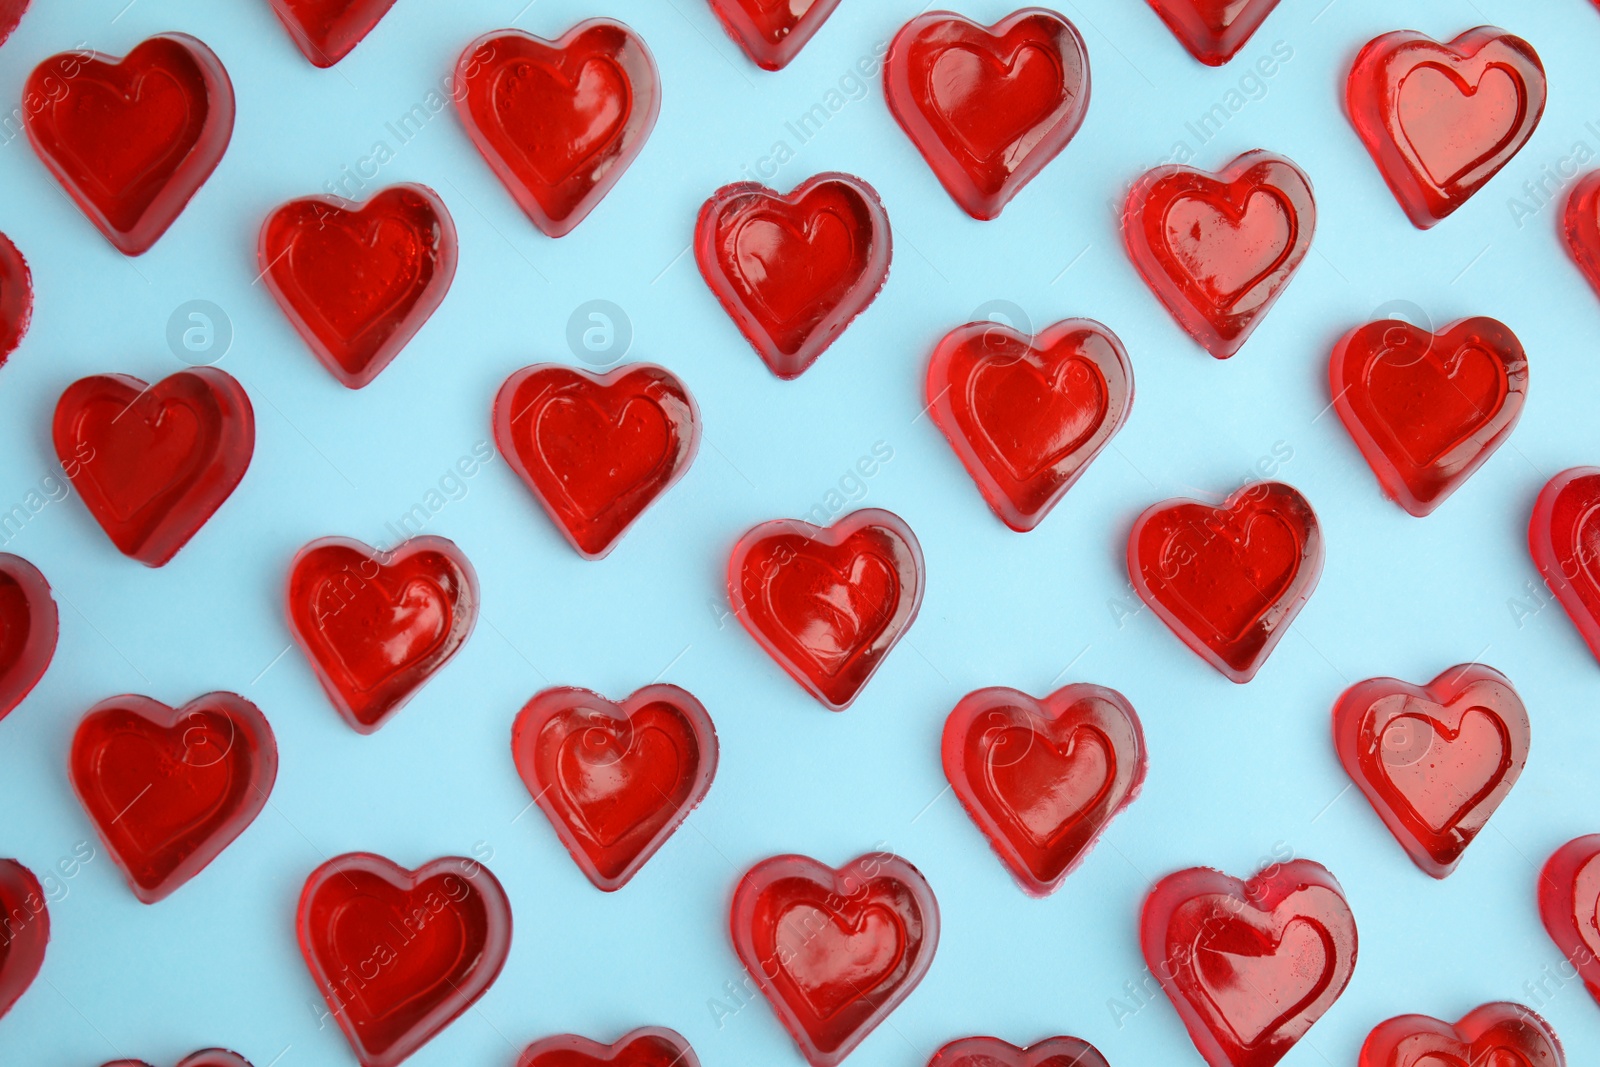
(0, 0), (1597, 1064)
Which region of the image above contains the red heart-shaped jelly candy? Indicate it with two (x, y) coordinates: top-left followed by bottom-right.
(696, 173), (892, 380)
(25, 34), (234, 255)
(943, 683), (1145, 896)
(0, 230), (31, 366)
(706, 0), (842, 71)
(1530, 468), (1600, 666)
(927, 1036), (1111, 1067)
(0, 859), (47, 1023)
(1564, 171), (1600, 300)
(70, 692), (278, 904)
(1333, 664), (1527, 879)
(512, 684), (717, 891)
(0, 1), (28, 48)
(1142, 860), (1358, 1067)
(1128, 480), (1322, 683)
(493, 363), (700, 559)
(286, 536), (479, 733)
(455, 21), (660, 238)
(268, 0), (398, 67)
(1347, 28), (1545, 229)
(1358, 1002), (1565, 1067)
(260, 183), (458, 389)
(927, 317), (1132, 531)
(1540, 835), (1600, 1007)
(885, 9), (1090, 220)
(104, 1050), (255, 1067)
(731, 852), (939, 1067)
(1144, 0), (1281, 66)
(729, 508), (923, 710)
(0, 554), (56, 723)
(298, 852), (512, 1067)
(516, 1026), (701, 1067)
(1124, 150), (1314, 359)
(54, 368), (255, 567)
(1331, 315), (1527, 517)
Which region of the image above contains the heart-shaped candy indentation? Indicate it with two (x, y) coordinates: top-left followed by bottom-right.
(516, 1027), (702, 1067)
(1358, 1001), (1566, 1067)
(927, 1035), (1112, 1067)
(0, 231), (32, 366)
(1529, 468), (1600, 667)
(1144, 0), (1283, 67)
(0, 554), (56, 724)
(0, 859), (47, 1024)
(268, 0), (399, 67)
(706, 0), (843, 71)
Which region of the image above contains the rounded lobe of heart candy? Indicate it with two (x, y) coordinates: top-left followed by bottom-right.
(730, 852), (940, 1067)
(515, 1026), (702, 1067)
(705, 0), (844, 71)
(927, 1035), (1112, 1067)
(260, 183), (458, 389)
(1529, 467), (1600, 666)
(268, 0), (399, 67)
(1539, 836), (1600, 1008)
(24, 34), (235, 255)
(102, 1050), (257, 1067)
(0, 858), (47, 1023)
(1563, 171), (1600, 300)
(1144, 0), (1282, 66)
(1357, 1001), (1565, 1067)
(0, 230), (32, 366)
(0, 553), (57, 723)
(695, 172), (892, 379)
(1346, 27), (1546, 229)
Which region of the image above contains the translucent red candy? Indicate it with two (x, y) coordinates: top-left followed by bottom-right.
(1332, 664), (1528, 878)
(0, 1), (27, 48)
(103, 1050), (255, 1067)
(1123, 150), (1314, 358)
(516, 1026), (701, 1067)
(511, 685), (717, 891)
(70, 692), (278, 903)
(706, 0), (842, 71)
(25, 34), (234, 255)
(493, 363), (700, 559)
(1563, 171), (1600, 299)
(298, 852), (512, 1067)
(1141, 860), (1358, 1067)
(1529, 468), (1600, 665)
(927, 1036), (1111, 1067)
(1358, 1002), (1565, 1067)
(728, 508), (923, 710)
(0, 859), (47, 1023)
(696, 173), (891, 379)
(268, 0), (398, 67)
(926, 317), (1132, 531)
(0, 554), (56, 723)
(260, 183), (458, 389)
(942, 684), (1145, 896)
(1540, 836), (1600, 1007)
(885, 9), (1089, 220)
(0, 230), (31, 366)
(730, 852), (939, 1067)
(1145, 0), (1281, 66)
(1347, 28), (1546, 229)
(54, 369), (256, 567)
(455, 21), (660, 238)
(1128, 481), (1323, 683)
(286, 536), (479, 733)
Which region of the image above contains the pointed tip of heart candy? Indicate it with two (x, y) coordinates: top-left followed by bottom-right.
(1145, 0), (1283, 66)
(268, 0), (399, 68)
(706, 0), (845, 71)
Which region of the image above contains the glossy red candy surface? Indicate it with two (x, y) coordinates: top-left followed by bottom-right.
(260, 184), (458, 389)
(1145, 0), (1281, 66)
(1332, 664), (1528, 878)
(493, 363), (700, 560)
(730, 852), (939, 1067)
(696, 173), (891, 380)
(728, 508), (923, 710)
(1128, 481), (1323, 683)
(1563, 171), (1600, 300)
(0, 1), (27, 47)
(0, 859), (47, 1023)
(103, 1050), (255, 1067)
(455, 21), (660, 238)
(54, 368), (255, 567)
(0, 230), (31, 366)
(706, 0), (842, 71)
(1123, 150), (1314, 358)
(1540, 835), (1600, 1007)
(0, 554), (57, 723)
(286, 536), (479, 733)
(268, 0), (398, 67)
(1358, 1002), (1565, 1067)
(1142, 860), (1358, 1067)
(25, 34), (234, 255)
(511, 685), (717, 891)
(926, 317), (1132, 531)
(1347, 28), (1545, 229)
(1529, 468), (1600, 666)
(516, 1026), (701, 1067)
(297, 852), (512, 1067)
(942, 684), (1145, 896)
(70, 692), (278, 903)
(927, 1036), (1111, 1067)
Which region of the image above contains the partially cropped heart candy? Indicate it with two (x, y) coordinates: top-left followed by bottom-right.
(885, 10), (1090, 220)
(1333, 664), (1528, 878)
(25, 34), (234, 255)
(1347, 28), (1546, 229)
(1563, 171), (1600, 300)
(512, 685), (717, 891)
(298, 852), (512, 1067)
(1128, 481), (1323, 683)
(927, 1036), (1111, 1067)
(1529, 468), (1600, 665)
(54, 368), (256, 567)
(260, 183), (458, 389)
(1540, 835), (1600, 1006)
(286, 536), (479, 733)
(1330, 316), (1527, 516)
(0, 1), (28, 49)
(1145, 0), (1282, 66)
(707, 0), (842, 71)
(1358, 1002), (1564, 1067)
(493, 363), (700, 559)
(104, 1050), (256, 1067)
(0, 554), (56, 723)
(728, 508), (923, 710)
(1142, 860), (1358, 1067)
(268, 0), (398, 67)
(927, 317), (1132, 531)
(943, 684), (1145, 896)
(1124, 150), (1314, 358)
(0, 859), (47, 1023)
(455, 21), (660, 238)
(696, 173), (891, 379)
(516, 1027), (701, 1067)
(0, 230), (32, 366)
(730, 852), (939, 1067)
